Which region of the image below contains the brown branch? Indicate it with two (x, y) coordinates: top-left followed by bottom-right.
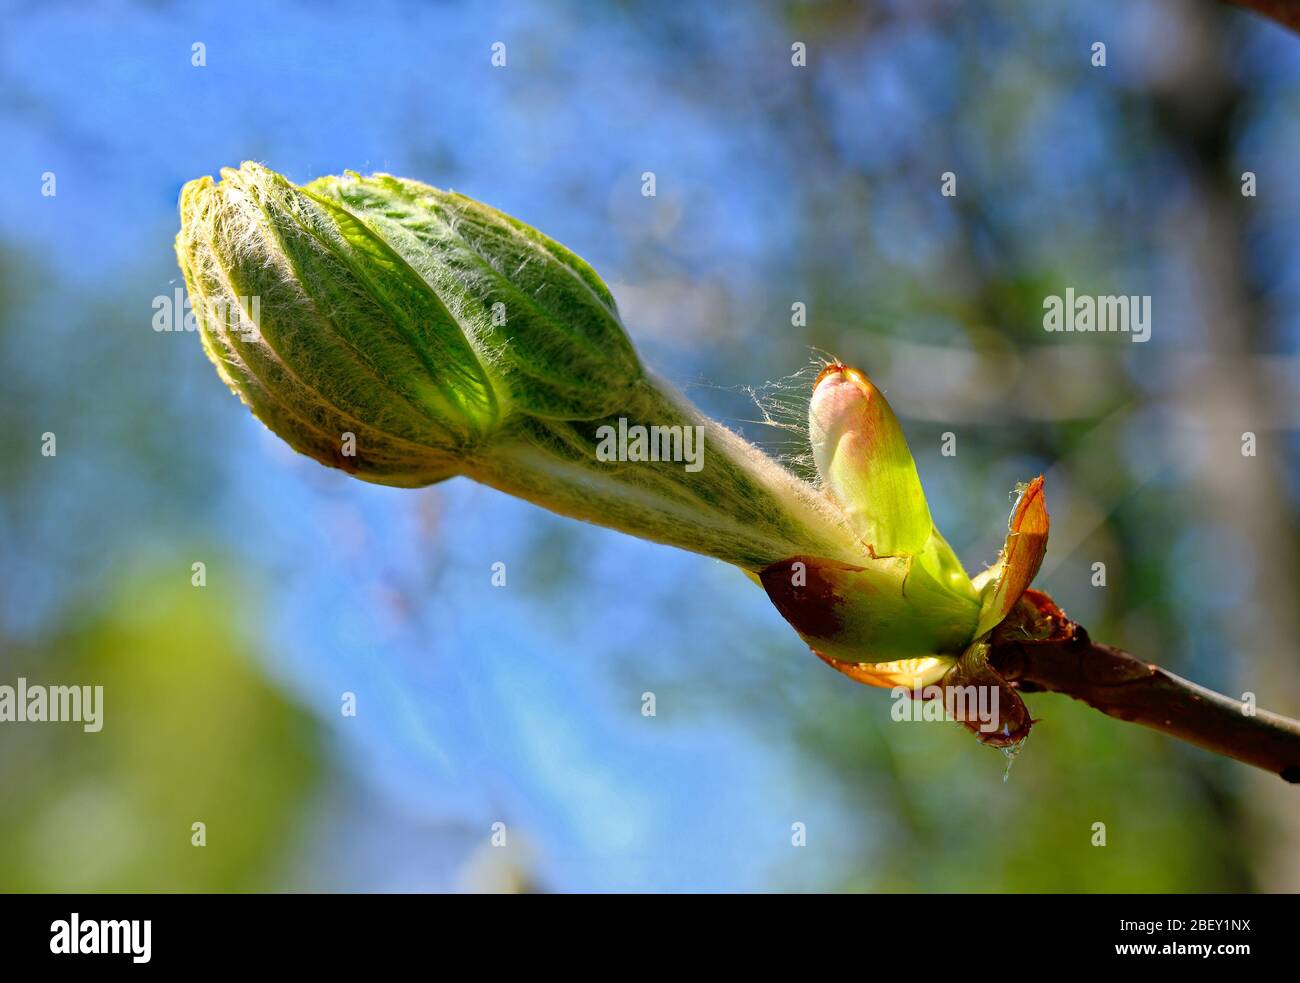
(1227, 1), (1300, 33)
(988, 591), (1300, 783)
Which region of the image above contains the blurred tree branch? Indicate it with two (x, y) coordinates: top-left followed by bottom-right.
(989, 591), (1300, 782)
(1228, 0), (1300, 32)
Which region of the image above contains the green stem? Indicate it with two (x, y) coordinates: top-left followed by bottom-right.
(468, 377), (858, 571)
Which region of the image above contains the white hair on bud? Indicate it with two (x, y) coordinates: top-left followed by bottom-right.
(723, 350), (842, 485)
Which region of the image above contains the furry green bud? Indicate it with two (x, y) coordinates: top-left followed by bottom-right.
(176, 162), (644, 488)
(177, 163), (854, 569)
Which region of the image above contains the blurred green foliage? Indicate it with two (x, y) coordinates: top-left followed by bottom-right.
(0, 570), (323, 891)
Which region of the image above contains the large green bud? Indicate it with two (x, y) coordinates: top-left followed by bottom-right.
(176, 163), (854, 570)
(177, 162), (639, 487)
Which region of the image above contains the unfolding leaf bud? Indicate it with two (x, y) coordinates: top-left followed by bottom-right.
(178, 163), (854, 569)
(809, 364), (933, 558)
(176, 162), (641, 488)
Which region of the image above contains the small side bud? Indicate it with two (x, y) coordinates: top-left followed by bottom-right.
(973, 476), (1050, 637)
(808, 364), (934, 558)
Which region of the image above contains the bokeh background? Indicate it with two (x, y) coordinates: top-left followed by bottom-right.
(2, 0), (1298, 892)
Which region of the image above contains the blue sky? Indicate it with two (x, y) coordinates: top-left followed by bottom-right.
(3, 0), (1299, 890)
